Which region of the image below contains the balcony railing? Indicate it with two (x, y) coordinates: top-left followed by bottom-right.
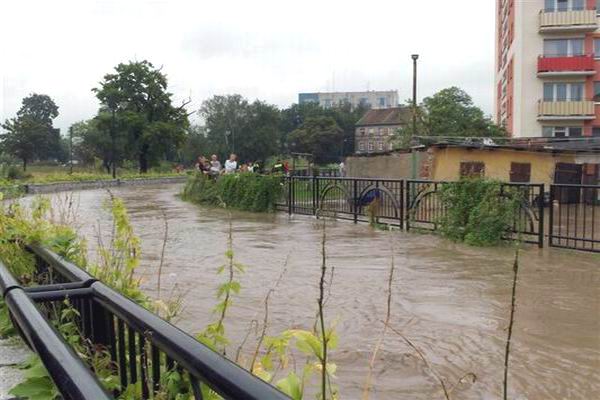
(538, 100), (595, 119)
(537, 54), (595, 75)
(539, 9), (598, 32)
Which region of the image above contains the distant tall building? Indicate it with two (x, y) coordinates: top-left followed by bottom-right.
(298, 90), (398, 109)
(495, 0), (600, 138)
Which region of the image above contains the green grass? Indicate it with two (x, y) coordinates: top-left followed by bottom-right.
(0, 164), (187, 188)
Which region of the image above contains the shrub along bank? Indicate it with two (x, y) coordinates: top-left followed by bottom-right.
(182, 173), (284, 212)
(437, 178), (521, 246)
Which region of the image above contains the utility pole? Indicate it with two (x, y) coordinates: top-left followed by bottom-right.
(111, 107), (116, 179)
(69, 126), (73, 175)
(411, 54), (419, 179)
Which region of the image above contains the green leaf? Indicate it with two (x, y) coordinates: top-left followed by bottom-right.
(275, 372), (303, 400)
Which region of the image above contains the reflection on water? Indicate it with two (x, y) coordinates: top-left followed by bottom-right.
(36, 185), (600, 399)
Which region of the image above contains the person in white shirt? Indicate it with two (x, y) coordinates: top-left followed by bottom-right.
(224, 153), (238, 174)
(209, 154), (221, 177)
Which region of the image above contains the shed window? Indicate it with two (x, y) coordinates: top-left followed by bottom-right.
(460, 162), (485, 178)
(510, 163), (532, 183)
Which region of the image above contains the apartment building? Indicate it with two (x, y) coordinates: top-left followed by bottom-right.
(354, 107), (411, 154)
(495, 0), (600, 137)
(298, 90), (398, 109)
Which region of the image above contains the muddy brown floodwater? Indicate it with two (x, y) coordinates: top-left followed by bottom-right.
(36, 184), (599, 399)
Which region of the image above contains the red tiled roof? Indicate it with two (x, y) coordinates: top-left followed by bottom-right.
(355, 107), (411, 126)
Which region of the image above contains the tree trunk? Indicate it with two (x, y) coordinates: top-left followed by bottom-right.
(139, 145), (149, 174)
(22, 158), (27, 172)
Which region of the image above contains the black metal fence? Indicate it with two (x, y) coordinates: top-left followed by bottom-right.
(276, 177), (404, 227)
(290, 168), (341, 177)
(277, 177), (600, 251)
(0, 244), (290, 400)
(549, 184), (600, 252)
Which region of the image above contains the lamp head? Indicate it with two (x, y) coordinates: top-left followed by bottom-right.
(411, 54), (419, 61)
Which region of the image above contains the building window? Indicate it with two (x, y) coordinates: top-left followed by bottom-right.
(368, 128), (375, 134)
(544, 38), (584, 57)
(593, 127), (600, 137)
(368, 142), (374, 152)
(323, 99), (332, 108)
(595, 39), (600, 58)
(545, 0), (585, 12)
(510, 163), (532, 183)
(594, 82), (600, 102)
(460, 162), (485, 178)
(358, 142), (365, 151)
(544, 126), (583, 137)
(377, 141), (383, 151)
(359, 128), (366, 136)
(543, 82), (584, 101)
(378, 97), (386, 107)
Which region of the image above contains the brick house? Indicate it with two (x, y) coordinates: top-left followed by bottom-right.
(354, 107), (411, 154)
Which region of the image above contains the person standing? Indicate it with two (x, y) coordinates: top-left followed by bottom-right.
(224, 153), (238, 174)
(209, 154), (222, 177)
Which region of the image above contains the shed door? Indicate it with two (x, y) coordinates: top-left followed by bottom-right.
(554, 163), (582, 203)
(510, 162), (531, 183)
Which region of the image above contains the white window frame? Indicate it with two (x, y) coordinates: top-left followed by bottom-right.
(544, 38), (585, 57)
(543, 82), (585, 101)
(543, 126), (584, 137)
(368, 142), (374, 151)
(377, 141), (383, 151)
(358, 142), (365, 151)
(545, 0), (585, 12)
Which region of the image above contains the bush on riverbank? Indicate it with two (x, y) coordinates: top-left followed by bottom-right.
(438, 178), (521, 246)
(182, 173), (284, 212)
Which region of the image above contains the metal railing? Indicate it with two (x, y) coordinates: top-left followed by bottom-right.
(277, 176), (404, 227)
(405, 180), (545, 247)
(278, 177), (547, 248)
(0, 244), (290, 400)
(549, 184), (600, 252)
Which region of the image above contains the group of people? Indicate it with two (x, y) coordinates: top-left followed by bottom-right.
(195, 154), (264, 177)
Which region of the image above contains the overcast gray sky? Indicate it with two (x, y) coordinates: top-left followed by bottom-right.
(1, 0), (496, 134)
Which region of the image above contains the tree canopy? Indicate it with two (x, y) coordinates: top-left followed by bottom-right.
(1, 93), (61, 170)
(393, 87), (504, 149)
(92, 60), (189, 172)
(288, 116), (344, 164)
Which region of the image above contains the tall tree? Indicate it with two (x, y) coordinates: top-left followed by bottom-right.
(393, 87), (505, 148)
(1, 93), (60, 170)
(280, 102), (369, 158)
(93, 61), (189, 173)
(288, 116), (344, 164)
(199, 95), (280, 162)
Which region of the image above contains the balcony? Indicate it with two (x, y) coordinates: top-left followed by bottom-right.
(537, 54), (595, 77)
(539, 9), (598, 32)
(538, 100), (595, 120)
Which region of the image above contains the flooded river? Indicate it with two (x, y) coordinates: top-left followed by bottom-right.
(37, 184), (600, 399)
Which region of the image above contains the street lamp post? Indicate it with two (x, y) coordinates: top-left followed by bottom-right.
(411, 54), (419, 138)
(411, 54), (419, 179)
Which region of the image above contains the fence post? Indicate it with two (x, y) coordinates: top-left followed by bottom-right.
(399, 180), (405, 230)
(312, 177), (317, 216)
(405, 180), (411, 232)
(353, 179), (358, 224)
(548, 184), (554, 248)
(538, 184), (545, 248)
(288, 177), (293, 216)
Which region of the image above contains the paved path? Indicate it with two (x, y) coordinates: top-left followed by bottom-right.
(0, 338), (29, 400)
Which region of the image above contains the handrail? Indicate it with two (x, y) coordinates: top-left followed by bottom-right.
(91, 281), (289, 400)
(22, 245), (291, 400)
(27, 244), (96, 285)
(0, 262), (111, 400)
